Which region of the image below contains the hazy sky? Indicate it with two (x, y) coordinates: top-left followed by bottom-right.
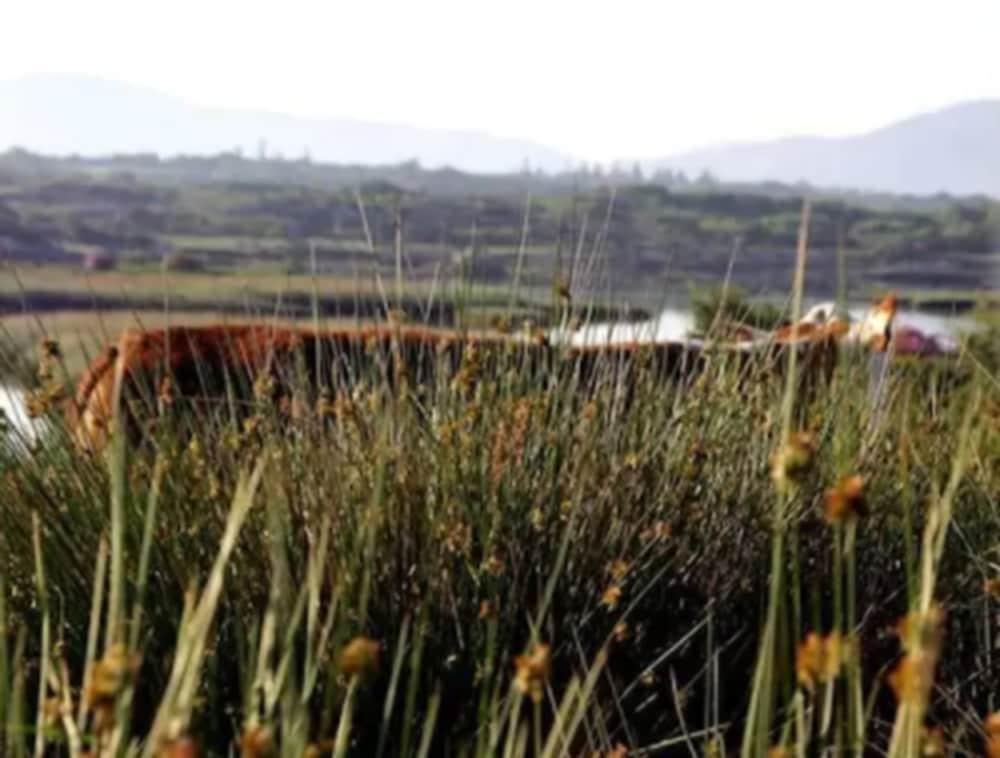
(4, 0), (999, 161)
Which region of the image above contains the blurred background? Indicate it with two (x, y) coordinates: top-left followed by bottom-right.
(0, 0), (997, 346)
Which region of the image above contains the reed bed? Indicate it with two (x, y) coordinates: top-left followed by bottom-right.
(0, 219), (998, 757)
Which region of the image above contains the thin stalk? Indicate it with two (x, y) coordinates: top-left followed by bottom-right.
(31, 513), (49, 758)
(741, 199), (811, 758)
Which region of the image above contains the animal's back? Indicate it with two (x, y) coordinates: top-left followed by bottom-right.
(67, 323), (709, 452)
(67, 299), (897, 454)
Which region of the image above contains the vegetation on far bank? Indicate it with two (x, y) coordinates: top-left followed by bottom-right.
(2, 148), (999, 299)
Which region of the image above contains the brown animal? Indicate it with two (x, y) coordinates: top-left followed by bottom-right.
(65, 324), (702, 452)
(66, 296), (898, 454)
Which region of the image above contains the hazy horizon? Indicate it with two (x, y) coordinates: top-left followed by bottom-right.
(4, 0), (1000, 163)
(3, 72), (996, 167)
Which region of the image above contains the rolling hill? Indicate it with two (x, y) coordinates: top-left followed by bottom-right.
(3, 75), (1000, 197)
(645, 100), (1000, 196)
(0, 75), (574, 174)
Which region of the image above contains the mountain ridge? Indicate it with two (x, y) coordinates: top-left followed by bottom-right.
(0, 74), (575, 174)
(641, 99), (1000, 196)
(3, 75), (1000, 196)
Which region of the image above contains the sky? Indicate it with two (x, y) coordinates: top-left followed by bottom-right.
(3, 0), (1000, 162)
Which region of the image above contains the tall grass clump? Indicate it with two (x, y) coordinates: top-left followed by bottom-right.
(0, 212), (997, 755)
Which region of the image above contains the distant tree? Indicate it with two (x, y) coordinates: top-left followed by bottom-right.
(695, 169), (718, 188)
(162, 252), (205, 273)
(82, 250), (116, 271)
(652, 168), (674, 186)
(631, 162), (644, 183)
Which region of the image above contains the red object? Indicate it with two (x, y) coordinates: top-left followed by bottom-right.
(891, 325), (953, 356)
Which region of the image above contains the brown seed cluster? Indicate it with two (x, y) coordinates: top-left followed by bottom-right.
(482, 551), (506, 577)
(157, 736), (200, 758)
(985, 712), (1000, 758)
(451, 342), (482, 396)
(337, 636), (380, 678)
(888, 606), (944, 706)
(600, 585), (623, 611)
(438, 517), (473, 557)
(795, 631), (845, 691)
(920, 727), (945, 757)
(237, 725), (274, 758)
(489, 396), (534, 485)
(823, 474), (867, 524)
(26, 339), (67, 418)
(589, 744), (628, 758)
(250, 371), (274, 403)
(770, 431), (817, 492)
(984, 578), (1000, 599)
(640, 520), (672, 543)
(84, 644), (141, 733)
(513, 642), (551, 703)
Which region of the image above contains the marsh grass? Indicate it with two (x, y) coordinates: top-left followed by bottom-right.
(0, 207), (997, 756)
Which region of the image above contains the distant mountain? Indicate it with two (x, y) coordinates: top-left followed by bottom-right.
(644, 100), (1000, 196)
(5, 75), (1000, 197)
(0, 75), (575, 174)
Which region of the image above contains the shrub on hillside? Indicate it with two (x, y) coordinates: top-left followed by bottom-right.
(161, 251), (206, 272)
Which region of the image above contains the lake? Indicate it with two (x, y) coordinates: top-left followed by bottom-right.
(1, 383), (36, 444)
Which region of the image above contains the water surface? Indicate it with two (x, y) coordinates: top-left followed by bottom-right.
(1, 383), (35, 444)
